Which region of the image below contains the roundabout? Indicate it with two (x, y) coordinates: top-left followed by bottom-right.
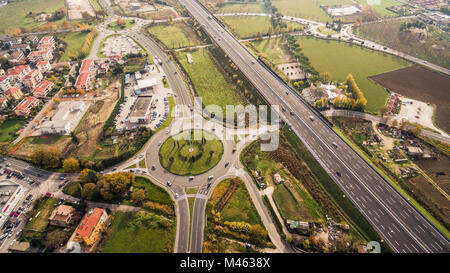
(158, 129), (224, 176)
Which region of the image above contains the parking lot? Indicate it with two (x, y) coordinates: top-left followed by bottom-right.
(101, 35), (142, 57)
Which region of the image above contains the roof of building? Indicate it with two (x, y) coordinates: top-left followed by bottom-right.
(39, 36), (54, 44)
(79, 59), (93, 74)
(28, 49), (50, 57)
(34, 80), (53, 94)
(0, 75), (8, 82)
(137, 78), (157, 89)
(7, 65), (29, 76)
(49, 205), (75, 221)
(4, 87), (20, 95)
(37, 60), (49, 67)
(37, 43), (53, 49)
(75, 208), (105, 239)
(9, 51), (23, 59)
(15, 96), (38, 111)
(23, 69), (40, 79)
(75, 73), (90, 87)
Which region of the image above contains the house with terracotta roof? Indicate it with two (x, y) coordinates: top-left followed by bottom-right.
(7, 65), (31, 81)
(0, 76), (12, 92)
(27, 49), (53, 63)
(73, 208), (108, 246)
(26, 35), (39, 45)
(49, 205), (76, 227)
(79, 59), (94, 74)
(33, 80), (54, 98)
(39, 36), (55, 46)
(8, 50), (25, 64)
(23, 69), (43, 89)
(36, 60), (52, 73)
(0, 97), (7, 109)
(10, 44), (31, 53)
(14, 96), (40, 116)
(75, 73), (92, 91)
(4, 87), (23, 100)
(37, 43), (55, 51)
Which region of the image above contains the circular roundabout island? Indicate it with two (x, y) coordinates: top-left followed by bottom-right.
(158, 129), (224, 176)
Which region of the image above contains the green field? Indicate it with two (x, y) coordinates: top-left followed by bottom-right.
(356, 0), (402, 17)
(177, 48), (245, 112)
(272, 0), (331, 22)
(133, 176), (174, 206)
(106, 19), (136, 31)
(147, 22), (205, 49)
(0, 0), (66, 34)
(221, 16), (304, 38)
(159, 130), (223, 176)
(56, 31), (89, 62)
(316, 0), (353, 5)
(23, 197), (58, 233)
(0, 119), (24, 143)
(251, 38), (291, 65)
(217, 2), (267, 14)
(252, 36), (412, 113)
(102, 211), (175, 253)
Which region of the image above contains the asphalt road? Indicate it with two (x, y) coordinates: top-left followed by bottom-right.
(180, 0), (450, 253)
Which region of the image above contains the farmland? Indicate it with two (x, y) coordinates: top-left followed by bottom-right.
(356, 20), (450, 69)
(0, 0), (67, 34)
(221, 15), (304, 39)
(176, 48), (246, 112)
(251, 36), (411, 113)
(369, 66), (450, 133)
(102, 211), (175, 253)
(146, 21), (206, 49)
(272, 0), (331, 22)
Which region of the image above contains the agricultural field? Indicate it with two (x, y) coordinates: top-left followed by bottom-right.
(369, 66), (450, 133)
(221, 15), (304, 38)
(101, 211), (175, 253)
(356, 20), (450, 69)
(0, 119), (25, 143)
(56, 31), (90, 62)
(146, 22), (206, 49)
(286, 36), (411, 113)
(272, 0), (331, 22)
(0, 0), (67, 34)
(159, 130), (223, 176)
(355, 0), (402, 17)
(217, 2), (267, 14)
(316, 0), (353, 5)
(176, 48), (246, 112)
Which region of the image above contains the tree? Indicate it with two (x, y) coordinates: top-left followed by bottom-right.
(63, 157), (80, 173)
(319, 72), (332, 83)
(131, 188), (146, 203)
(78, 168), (99, 184)
(43, 229), (67, 249)
(30, 147), (61, 169)
(81, 183), (98, 200)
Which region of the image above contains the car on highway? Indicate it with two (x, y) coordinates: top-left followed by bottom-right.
(290, 111), (294, 116)
(309, 115), (315, 121)
(224, 162), (229, 168)
(175, 193), (179, 199)
(336, 171), (341, 177)
(208, 175), (214, 180)
(332, 142), (338, 148)
(167, 181), (172, 187)
(189, 176), (194, 181)
(151, 165), (156, 171)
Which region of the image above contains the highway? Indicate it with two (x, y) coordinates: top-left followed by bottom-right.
(180, 0), (450, 253)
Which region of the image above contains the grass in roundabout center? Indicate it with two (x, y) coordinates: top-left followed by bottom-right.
(159, 129), (223, 176)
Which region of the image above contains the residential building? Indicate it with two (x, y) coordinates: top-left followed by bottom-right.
(14, 96), (40, 116)
(39, 36), (55, 46)
(79, 59), (94, 74)
(4, 87), (23, 100)
(36, 60), (52, 73)
(0, 97), (7, 109)
(26, 35), (39, 45)
(41, 101), (88, 135)
(37, 43), (55, 51)
(0, 76), (12, 92)
(8, 50), (25, 64)
(75, 73), (92, 91)
(7, 65), (31, 81)
(73, 208), (108, 246)
(23, 69), (43, 89)
(10, 44), (31, 53)
(27, 49), (53, 63)
(33, 80), (54, 98)
(49, 205), (76, 227)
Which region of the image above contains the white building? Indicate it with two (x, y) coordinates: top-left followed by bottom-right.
(41, 101), (89, 135)
(136, 78), (157, 92)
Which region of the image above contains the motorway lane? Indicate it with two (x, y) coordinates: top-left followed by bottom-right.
(180, 0), (450, 253)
